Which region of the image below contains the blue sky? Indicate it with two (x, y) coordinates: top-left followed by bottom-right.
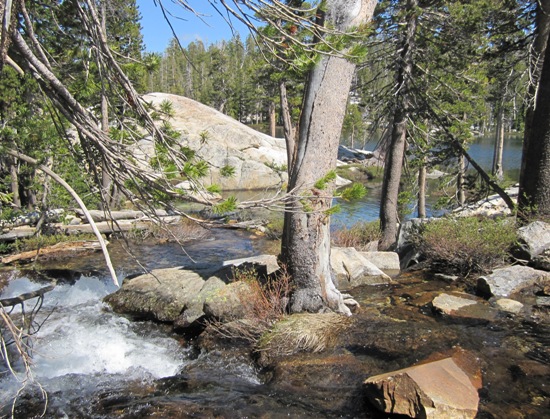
(136, 0), (248, 52)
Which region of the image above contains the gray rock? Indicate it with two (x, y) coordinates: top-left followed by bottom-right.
(453, 187), (518, 218)
(432, 293), (478, 313)
(516, 221), (550, 260)
(494, 298), (524, 314)
(532, 248), (550, 271)
(396, 218), (430, 268)
(142, 93), (288, 190)
(203, 281), (252, 321)
(365, 355), (481, 418)
(477, 265), (550, 299)
(223, 254), (280, 275)
(176, 277), (227, 327)
(104, 267), (206, 322)
(331, 247), (392, 290)
(337, 145), (374, 162)
(359, 251), (400, 274)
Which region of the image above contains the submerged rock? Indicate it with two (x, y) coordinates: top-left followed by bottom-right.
(431, 293), (499, 322)
(364, 353), (481, 418)
(493, 298), (524, 314)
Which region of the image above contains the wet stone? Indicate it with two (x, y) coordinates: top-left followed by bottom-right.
(431, 293), (500, 323)
(364, 355), (481, 419)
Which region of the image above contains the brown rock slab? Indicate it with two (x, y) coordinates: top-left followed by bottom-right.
(365, 356), (480, 418)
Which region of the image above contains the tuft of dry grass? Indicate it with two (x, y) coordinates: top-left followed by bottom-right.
(255, 313), (352, 366)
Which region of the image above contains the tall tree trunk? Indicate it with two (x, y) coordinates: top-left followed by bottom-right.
(457, 153), (466, 207)
(279, 79), (296, 169)
(281, 0), (376, 315)
(100, 0), (113, 209)
(9, 156), (21, 209)
(519, 0), (550, 216)
(379, 0), (417, 250)
(492, 104), (505, 181)
(268, 100), (276, 137)
(418, 161), (426, 218)
(518, 25), (550, 216)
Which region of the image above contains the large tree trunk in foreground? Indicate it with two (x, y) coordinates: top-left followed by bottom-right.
(518, 25), (550, 217)
(518, 0), (550, 218)
(379, 0), (417, 250)
(281, 0), (377, 315)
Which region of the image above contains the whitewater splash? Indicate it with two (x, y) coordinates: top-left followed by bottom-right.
(1, 272), (188, 386)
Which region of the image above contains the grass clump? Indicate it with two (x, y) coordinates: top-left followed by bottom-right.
(414, 216), (517, 275)
(332, 220), (381, 250)
(255, 313), (352, 367)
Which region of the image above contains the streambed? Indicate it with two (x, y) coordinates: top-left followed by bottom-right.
(0, 229), (549, 418)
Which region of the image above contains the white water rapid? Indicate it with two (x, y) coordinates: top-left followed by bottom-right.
(0, 272), (189, 408)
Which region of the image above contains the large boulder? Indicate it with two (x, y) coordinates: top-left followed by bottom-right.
(104, 267), (209, 322)
(477, 265), (550, 300)
(142, 93), (288, 190)
(364, 353), (481, 418)
(359, 251), (401, 275)
(105, 256), (281, 328)
(515, 221), (550, 261)
(331, 247), (392, 290)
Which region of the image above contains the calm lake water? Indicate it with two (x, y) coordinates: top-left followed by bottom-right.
(228, 132), (524, 228)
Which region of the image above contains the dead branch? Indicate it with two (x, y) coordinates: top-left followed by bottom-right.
(5, 149), (119, 286)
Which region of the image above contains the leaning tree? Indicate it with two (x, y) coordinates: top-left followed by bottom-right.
(2, 0), (376, 315)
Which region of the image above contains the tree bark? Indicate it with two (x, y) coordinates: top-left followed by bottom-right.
(457, 153), (466, 207)
(518, 25), (550, 217)
(9, 156), (21, 209)
(492, 105), (505, 181)
(281, 0), (377, 315)
(418, 162), (426, 218)
(518, 0), (550, 217)
(379, 0), (417, 250)
(519, 0), (550, 200)
(268, 100), (276, 137)
(279, 79), (296, 169)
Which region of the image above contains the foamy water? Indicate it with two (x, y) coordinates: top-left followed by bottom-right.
(1, 273), (188, 387)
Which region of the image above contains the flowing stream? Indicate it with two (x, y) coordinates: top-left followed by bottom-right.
(1, 133), (544, 417)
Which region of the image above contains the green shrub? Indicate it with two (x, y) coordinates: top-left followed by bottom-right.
(332, 220), (381, 250)
(414, 216), (517, 275)
(220, 165), (236, 178)
(206, 184), (221, 194)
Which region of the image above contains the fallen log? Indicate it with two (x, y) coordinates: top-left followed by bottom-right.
(0, 284), (55, 307)
(0, 220), (155, 242)
(1, 240), (103, 265)
(73, 209), (170, 222)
